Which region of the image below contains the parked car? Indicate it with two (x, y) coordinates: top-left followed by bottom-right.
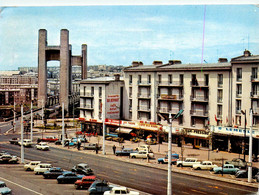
(40, 136), (59, 142)
(9, 137), (20, 145)
(177, 158), (201, 167)
(18, 139), (32, 147)
(0, 181), (12, 195)
(24, 161), (41, 171)
(88, 180), (112, 195)
(104, 186), (139, 195)
(34, 163), (52, 175)
(72, 163), (94, 175)
(193, 161), (218, 170)
(235, 167), (259, 178)
(74, 175), (96, 189)
(57, 171), (84, 184)
(0, 154), (18, 164)
(83, 143), (102, 150)
(158, 154), (179, 165)
(213, 164), (239, 174)
(54, 139), (70, 145)
(225, 158), (247, 169)
(43, 167), (65, 179)
(130, 151), (154, 159)
(135, 145), (151, 152)
(115, 148), (136, 156)
(36, 142), (49, 151)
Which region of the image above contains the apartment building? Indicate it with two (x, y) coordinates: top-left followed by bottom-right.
(79, 50), (258, 154)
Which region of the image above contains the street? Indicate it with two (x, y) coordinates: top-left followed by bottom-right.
(0, 140), (257, 195)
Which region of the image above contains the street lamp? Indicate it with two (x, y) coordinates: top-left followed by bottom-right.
(241, 110), (246, 161)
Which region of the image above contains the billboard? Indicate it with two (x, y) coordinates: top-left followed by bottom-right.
(106, 94), (120, 119)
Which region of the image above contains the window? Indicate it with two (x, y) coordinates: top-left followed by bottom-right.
(205, 74), (209, 86)
(252, 67), (258, 80)
(218, 89), (223, 103)
(217, 105), (222, 117)
(218, 74), (223, 87)
(237, 84), (242, 97)
(129, 75), (132, 84)
(91, 87), (94, 96)
(158, 74), (161, 84)
(168, 74), (172, 84)
(99, 87), (102, 98)
(84, 86), (86, 96)
(237, 68), (242, 81)
(138, 75), (142, 84)
(192, 74), (198, 86)
(236, 100), (241, 114)
(148, 75), (151, 84)
(180, 74), (184, 85)
(129, 87), (132, 97)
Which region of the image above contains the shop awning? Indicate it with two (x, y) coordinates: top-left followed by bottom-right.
(115, 127), (133, 134)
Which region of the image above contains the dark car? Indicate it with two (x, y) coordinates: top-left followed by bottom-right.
(235, 167), (259, 178)
(72, 163), (94, 175)
(74, 175), (96, 189)
(43, 167), (64, 179)
(115, 148), (136, 156)
(88, 180), (112, 195)
(57, 171), (84, 184)
(0, 154), (18, 164)
(83, 143), (102, 150)
(9, 138), (20, 145)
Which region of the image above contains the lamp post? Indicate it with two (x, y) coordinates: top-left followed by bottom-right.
(241, 110), (246, 161)
(248, 109), (253, 183)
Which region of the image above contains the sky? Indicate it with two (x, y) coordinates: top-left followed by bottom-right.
(0, 3), (258, 70)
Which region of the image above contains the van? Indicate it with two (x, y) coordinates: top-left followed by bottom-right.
(34, 163), (52, 175)
(24, 161), (41, 171)
(18, 139), (32, 147)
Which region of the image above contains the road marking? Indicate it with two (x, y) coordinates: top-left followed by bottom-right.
(0, 176), (43, 195)
(191, 189), (207, 194)
(181, 191), (190, 194)
(208, 185), (220, 189)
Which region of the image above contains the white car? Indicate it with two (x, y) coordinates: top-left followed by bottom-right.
(136, 145), (151, 152)
(24, 161), (41, 171)
(130, 151), (154, 159)
(36, 142), (49, 150)
(18, 139), (32, 147)
(193, 161), (218, 170)
(177, 158), (201, 167)
(34, 163), (52, 175)
(104, 187), (139, 195)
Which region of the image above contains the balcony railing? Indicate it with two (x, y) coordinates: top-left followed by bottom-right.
(190, 81), (209, 87)
(236, 109), (241, 114)
(137, 81), (151, 86)
(217, 98), (223, 103)
(251, 75), (259, 82)
(158, 94), (183, 100)
(218, 82), (223, 88)
(81, 92), (94, 97)
(129, 93), (132, 98)
(251, 92), (259, 99)
(138, 106), (151, 112)
(190, 95), (209, 102)
(236, 92), (242, 98)
(137, 93), (151, 98)
(158, 81), (183, 86)
(190, 109), (208, 116)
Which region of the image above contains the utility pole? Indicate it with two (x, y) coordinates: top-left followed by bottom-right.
(21, 105), (24, 163)
(102, 99), (106, 155)
(248, 109), (253, 183)
(62, 102), (65, 147)
(13, 101), (16, 133)
(30, 101), (33, 141)
(168, 113), (172, 195)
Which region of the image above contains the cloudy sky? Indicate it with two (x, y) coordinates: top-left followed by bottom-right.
(0, 2), (258, 70)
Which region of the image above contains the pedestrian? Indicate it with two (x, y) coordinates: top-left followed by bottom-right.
(216, 148), (219, 153)
(95, 143), (99, 154)
(37, 138), (40, 144)
(121, 145), (124, 151)
(77, 139), (81, 150)
(113, 145), (116, 155)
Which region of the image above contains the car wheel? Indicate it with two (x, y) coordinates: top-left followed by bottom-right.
(218, 171), (222, 174)
(132, 156), (136, 158)
(26, 168), (31, 171)
(196, 167), (201, 170)
(177, 164), (183, 167)
(57, 180), (62, 184)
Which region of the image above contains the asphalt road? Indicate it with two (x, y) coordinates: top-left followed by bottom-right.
(0, 142), (257, 195)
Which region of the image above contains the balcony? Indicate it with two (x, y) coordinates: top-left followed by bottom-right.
(81, 92), (94, 98)
(137, 81), (151, 86)
(190, 109), (208, 117)
(138, 105), (151, 112)
(137, 93), (151, 99)
(129, 106), (132, 112)
(158, 81), (183, 87)
(251, 75), (259, 82)
(129, 93), (132, 98)
(80, 104), (94, 110)
(190, 95), (209, 102)
(218, 82), (223, 88)
(190, 81), (209, 88)
(158, 107), (180, 114)
(158, 94), (183, 101)
(251, 92), (259, 99)
(217, 98), (223, 103)
(253, 108), (259, 116)
(236, 109), (241, 114)
(236, 92), (242, 98)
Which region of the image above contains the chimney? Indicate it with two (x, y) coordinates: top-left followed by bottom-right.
(218, 58), (228, 63)
(168, 60), (181, 65)
(114, 73), (120, 81)
(132, 61), (143, 67)
(153, 61), (163, 66)
(244, 50), (251, 57)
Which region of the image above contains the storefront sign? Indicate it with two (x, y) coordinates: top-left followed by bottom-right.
(161, 94), (177, 99)
(106, 94), (120, 119)
(105, 118), (120, 125)
(211, 126), (259, 138)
